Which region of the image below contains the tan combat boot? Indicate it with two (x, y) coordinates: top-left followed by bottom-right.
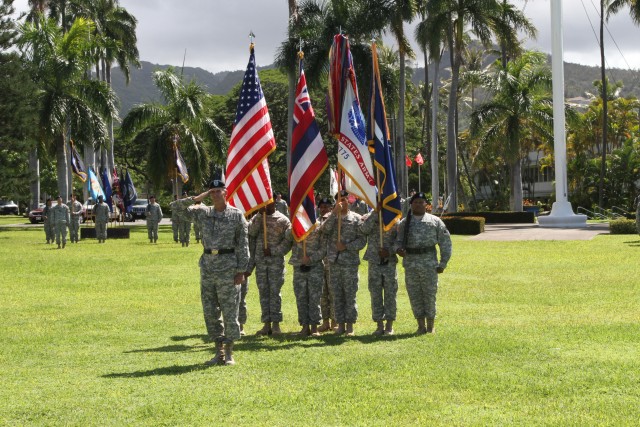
(334, 323), (346, 335)
(426, 318), (435, 334)
(317, 319), (331, 333)
(345, 323), (354, 337)
(205, 341), (224, 366)
(310, 324), (320, 336)
(384, 320), (394, 336)
(416, 318), (427, 335)
(224, 342), (235, 366)
(372, 320), (384, 336)
(271, 322), (282, 336)
(256, 322), (271, 336)
(298, 325), (311, 336)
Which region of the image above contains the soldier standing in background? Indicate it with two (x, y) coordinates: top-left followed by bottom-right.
(42, 198), (54, 244)
(286, 218), (326, 337)
(349, 196), (369, 216)
(193, 200), (204, 243)
(248, 201), (292, 336)
(145, 195), (163, 243)
(178, 179), (249, 366)
(94, 195), (110, 243)
(319, 190), (366, 336)
(274, 192), (288, 216)
(50, 195), (70, 249)
(179, 191), (192, 247)
(67, 194), (83, 243)
(360, 209), (398, 336)
(395, 192), (452, 334)
(316, 197), (337, 333)
(169, 195), (180, 243)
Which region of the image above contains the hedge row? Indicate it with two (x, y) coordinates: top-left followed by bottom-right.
(443, 211), (536, 224)
(609, 219), (639, 235)
(441, 216), (486, 235)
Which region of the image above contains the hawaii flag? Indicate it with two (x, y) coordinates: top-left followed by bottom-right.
(225, 44), (276, 216)
(289, 58), (328, 241)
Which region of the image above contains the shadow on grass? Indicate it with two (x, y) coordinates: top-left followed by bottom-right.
(623, 239), (640, 246)
(170, 334), (209, 342)
(102, 363), (210, 378)
(124, 344), (208, 354)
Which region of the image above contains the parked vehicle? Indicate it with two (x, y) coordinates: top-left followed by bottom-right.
(0, 200), (19, 215)
(28, 203), (46, 223)
(130, 199), (149, 220)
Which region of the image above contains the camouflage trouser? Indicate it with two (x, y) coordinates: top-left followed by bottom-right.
(255, 262), (286, 323)
(199, 257), (241, 343)
(367, 261), (398, 321)
(179, 221), (191, 244)
(405, 266), (439, 319)
(44, 221), (55, 242)
(239, 277), (248, 325)
(54, 222), (68, 245)
(194, 222), (202, 241)
(329, 263), (359, 324)
(69, 219), (81, 242)
(147, 220), (159, 241)
(320, 263), (335, 322)
(95, 221), (107, 240)
(292, 264), (324, 325)
(172, 220), (180, 241)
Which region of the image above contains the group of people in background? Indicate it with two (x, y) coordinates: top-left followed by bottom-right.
(173, 179), (452, 366)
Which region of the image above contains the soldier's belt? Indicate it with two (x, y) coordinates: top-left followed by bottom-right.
(405, 247), (435, 254)
(203, 248), (235, 255)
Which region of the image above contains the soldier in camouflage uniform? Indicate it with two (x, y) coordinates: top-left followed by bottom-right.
(395, 192), (452, 334)
(169, 195), (180, 243)
(67, 194), (83, 243)
(349, 196), (369, 216)
(179, 179), (249, 366)
(360, 210), (399, 335)
(42, 198), (54, 244)
(316, 197), (336, 333)
(274, 192), (288, 216)
(93, 195), (110, 243)
(286, 219), (326, 336)
(319, 190), (366, 336)
(248, 202), (292, 336)
(178, 191), (192, 247)
(50, 196), (70, 249)
(192, 201), (204, 243)
(145, 195), (163, 243)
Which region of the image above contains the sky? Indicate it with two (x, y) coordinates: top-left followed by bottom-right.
(12, 0), (640, 74)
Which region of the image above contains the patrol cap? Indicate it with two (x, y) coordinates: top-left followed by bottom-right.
(317, 197), (333, 207)
(335, 189), (349, 199)
(149, 195), (156, 199)
(56, 195), (62, 199)
(98, 195), (104, 201)
(410, 192), (429, 203)
(209, 179), (226, 189)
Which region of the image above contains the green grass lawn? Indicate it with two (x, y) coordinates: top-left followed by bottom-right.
(1, 224), (639, 425)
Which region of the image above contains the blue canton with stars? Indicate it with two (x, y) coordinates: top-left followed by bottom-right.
(234, 50), (265, 124)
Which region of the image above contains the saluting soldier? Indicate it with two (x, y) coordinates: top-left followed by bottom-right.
(145, 195), (163, 243)
(319, 190), (366, 336)
(179, 179), (249, 366)
(248, 201), (292, 336)
(67, 194), (83, 243)
(42, 198), (54, 244)
(93, 195), (110, 243)
(286, 217), (326, 337)
(360, 209), (399, 336)
(50, 195), (70, 249)
(395, 192), (452, 334)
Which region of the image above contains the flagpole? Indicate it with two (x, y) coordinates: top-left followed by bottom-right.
(418, 161), (421, 193)
(375, 167), (384, 262)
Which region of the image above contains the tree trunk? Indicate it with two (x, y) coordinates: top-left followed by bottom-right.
(423, 49), (431, 159)
(398, 50), (407, 197)
(107, 63), (115, 174)
(510, 159), (523, 211)
(446, 31), (459, 212)
(56, 134), (69, 201)
(431, 56), (440, 211)
(29, 147), (40, 210)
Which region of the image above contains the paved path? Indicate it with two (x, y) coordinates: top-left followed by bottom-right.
(468, 223), (610, 241)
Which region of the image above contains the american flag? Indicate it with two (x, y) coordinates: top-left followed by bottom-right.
(226, 45), (276, 216)
(289, 59), (328, 241)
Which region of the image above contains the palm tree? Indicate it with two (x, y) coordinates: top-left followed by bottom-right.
(120, 68), (226, 192)
(18, 15), (118, 202)
(470, 51), (553, 211)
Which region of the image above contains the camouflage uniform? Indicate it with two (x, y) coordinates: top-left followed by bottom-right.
(179, 213), (192, 245)
(319, 210), (365, 324)
(50, 203), (70, 247)
(145, 202), (163, 241)
(350, 199), (369, 216)
(94, 202), (110, 241)
(193, 204), (205, 243)
(67, 200), (83, 243)
(360, 212), (398, 322)
(395, 213), (452, 319)
(42, 204), (55, 243)
(248, 211), (292, 323)
(275, 198), (288, 216)
(287, 224), (326, 326)
(319, 216), (335, 324)
(169, 200), (181, 242)
(182, 199), (249, 344)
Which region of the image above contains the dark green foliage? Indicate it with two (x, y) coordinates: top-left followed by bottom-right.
(609, 219), (637, 234)
(441, 216), (485, 235)
(444, 211), (535, 224)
